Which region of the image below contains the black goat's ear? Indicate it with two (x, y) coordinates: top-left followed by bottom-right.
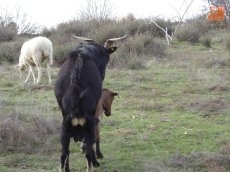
(108, 46), (117, 54)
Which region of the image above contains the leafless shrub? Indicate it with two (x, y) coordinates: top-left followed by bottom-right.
(148, 17), (174, 38)
(88, 22), (126, 44)
(201, 34), (212, 48)
(175, 23), (201, 43)
(186, 15), (211, 34)
(225, 35), (230, 54)
(0, 112), (36, 152)
(0, 111), (60, 153)
(125, 34), (166, 57)
(49, 32), (76, 65)
(108, 34), (166, 69)
(55, 20), (93, 36)
(0, 24), (17, 42)
(0, 39), (23, 63)
(126, 58), (148, 70)
(0, 7), (40, 35)
(118, 19), (144, 36)
(32, 116), (60, 137)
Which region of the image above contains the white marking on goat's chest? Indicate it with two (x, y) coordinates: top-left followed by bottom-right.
(71, 117), (86, 126)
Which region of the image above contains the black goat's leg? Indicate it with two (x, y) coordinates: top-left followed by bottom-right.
(84, 129), (100, 172)
(60, 129), (71, 172)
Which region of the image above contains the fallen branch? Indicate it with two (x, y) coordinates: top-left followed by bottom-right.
(150, 0), (195, 45)
(149, 19), (172, 45)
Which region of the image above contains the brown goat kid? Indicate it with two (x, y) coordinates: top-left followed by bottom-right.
(95, 88), (118, 159)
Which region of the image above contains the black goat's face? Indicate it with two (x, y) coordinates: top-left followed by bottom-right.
(98, 46), (118, 80)
(72, 35), (127, 80)
(78, 43), (115, 81)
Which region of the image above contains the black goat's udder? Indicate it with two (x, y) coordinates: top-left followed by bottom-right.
(71, 117), (86, 126)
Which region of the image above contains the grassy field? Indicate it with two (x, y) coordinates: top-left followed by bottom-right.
(1, 33), (230, 172)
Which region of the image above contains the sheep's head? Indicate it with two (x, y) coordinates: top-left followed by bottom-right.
(16, 54), (28, 71)
(15, 62), (27, 77)
(15, 63), (26, 71)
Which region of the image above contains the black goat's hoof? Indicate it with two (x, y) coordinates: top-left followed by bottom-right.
(93, 161), (100, 167)
(96, 153), (103, 159)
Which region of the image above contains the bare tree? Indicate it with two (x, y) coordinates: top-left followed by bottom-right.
(14, 7), (40, 35)
(0, 7), (40, 36)
(79, 0), (114, 21)
(0, 9), (18, 41)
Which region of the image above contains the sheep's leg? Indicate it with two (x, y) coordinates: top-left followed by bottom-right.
(46, 63), (52, 84)
(36, 65), (42, 84)
(25, 66), (36, 83)
(24, 69), (31, 83)
(30, 67), (36, 84)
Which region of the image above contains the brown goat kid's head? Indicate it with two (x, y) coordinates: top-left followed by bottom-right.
(101, 88), (119, 116)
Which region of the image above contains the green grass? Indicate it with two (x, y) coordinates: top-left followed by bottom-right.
(1, 38), (230, 171)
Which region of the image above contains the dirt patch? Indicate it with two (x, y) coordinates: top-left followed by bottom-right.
(23, 83), (54, 91)
(169, 152), (230, 172)
(144, 160), (170, 172)
(208, 85), (229, 92)
(189, 98), (229, 116)
(220, 142), (230, 156)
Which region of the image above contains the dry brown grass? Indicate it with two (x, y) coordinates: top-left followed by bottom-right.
(189, 98), (229, 117)
(170, 152), (230, 172)
(0, 111), (60, 153)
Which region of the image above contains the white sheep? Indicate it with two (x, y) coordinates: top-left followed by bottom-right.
(16, 36), (53, 84)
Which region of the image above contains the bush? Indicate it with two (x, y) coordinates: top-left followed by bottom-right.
(148, 17), (174, 37)
(48, 32), (75, 64)
(88, 22), (126, 44)
(0, 26), (17, 42)
(108, 34), (166, 69)
(0, 39), (23, 64)
(0, 112), (60, 153)
(118, 19), (144, 36)
(187, 15), (211, 35)
(225, 36), (230, 51)
(201, 34), (212, 48)
(124, 34), (166, 57)
(175, 23), (201, 43)
(127, 58), (148, 70)
(53, 44), (74, 65)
